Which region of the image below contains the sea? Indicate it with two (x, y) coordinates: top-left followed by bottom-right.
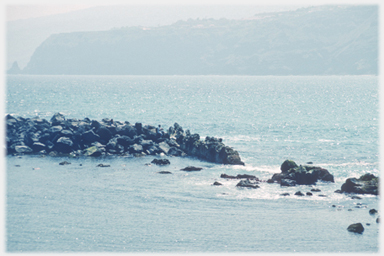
(4, 75), (380, 253)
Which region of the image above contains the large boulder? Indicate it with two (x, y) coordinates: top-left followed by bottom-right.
(54, 137), (74, 153)
(270, 160), (334, 186)
(14, 145), (33, 154)
(82, 130), (100, 143)
(281, 159), (298, 173)
(83, 146), (105, 156)
(347, 223), (364, 234)
(50, 112), (66, 126)
(340, 173), (379, 195)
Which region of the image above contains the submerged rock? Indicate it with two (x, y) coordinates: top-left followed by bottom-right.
(212, 181), (223, 186)
(151, 159), (171, 166)
(97, 163), (110, 167)
(158, 171), (172, 174)
(59, 161), (71, 165)
(180, 166), (202, 172)
(236, 179), (260, 189)
(347, 223), (364, 234)
(220, 173), (259, 180)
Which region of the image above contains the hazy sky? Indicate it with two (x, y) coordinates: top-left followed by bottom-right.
(4, 0), (363, 22)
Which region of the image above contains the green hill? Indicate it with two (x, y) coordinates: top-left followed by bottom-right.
(21, 5), (378, 75)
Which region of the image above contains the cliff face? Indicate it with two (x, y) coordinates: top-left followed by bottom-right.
(23, 5), (378, 75)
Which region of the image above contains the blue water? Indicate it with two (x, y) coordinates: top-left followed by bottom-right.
(5, 75), (380, 252)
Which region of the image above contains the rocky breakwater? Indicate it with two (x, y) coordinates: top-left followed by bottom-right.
(268, 159), (335, 186)
(5, 113), (244, 165)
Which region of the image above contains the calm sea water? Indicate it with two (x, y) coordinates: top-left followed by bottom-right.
(5, 75), (380, 252)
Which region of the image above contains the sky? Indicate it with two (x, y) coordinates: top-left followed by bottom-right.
(4, 0), (381, 21)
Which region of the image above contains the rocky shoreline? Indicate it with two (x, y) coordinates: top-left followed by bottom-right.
(6, 113), (244, 165)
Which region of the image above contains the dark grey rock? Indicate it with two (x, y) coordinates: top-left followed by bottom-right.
(281, 159), (298, 173)
(59, 161), (71, 165)
(270, 160), (334, 186)
(50, 112), (66, 126)
(294, 191), (304, 196)
(347, 223), (364, 234)
(32, 142), (46, 152)
(151, 158), (171, 166)
(14, 145), (33, 153)
(220, 173), (259, 180)
(97, 163), (110, 167)
(158, 171), (172, 174)
(281, 179), (297, 187)
(236, 179), (260, 189)
(369, 209), (378, 215)
(54, 137), (74, 153)
(83, 130), (100, 143)
(340, 173), (379, 195)
(213, 181), (223, 186)
(180, 166), (202, 172)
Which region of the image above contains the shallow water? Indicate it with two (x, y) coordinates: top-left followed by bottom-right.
(6, 75), (380, 252)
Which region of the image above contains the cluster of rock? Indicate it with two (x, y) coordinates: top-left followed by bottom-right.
(6, 113), (244, 165)
(337, 173), (379, 195)
(268, 160), (335, 186)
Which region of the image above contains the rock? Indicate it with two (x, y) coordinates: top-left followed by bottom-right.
(54, 137), (74, 153)
(167, 147), (186, 156)
(280, 179), (297, 187)
(236, 179), (260, 189)
(129, 144), (143, 154)
(266, 179), (275, 183)
(369, 209), (378, 215)
(97, 163), (110, 167)
(59, 161), (71, 165)
(180, 166), (202, 172)
(351, 195), (362, 200)
(270, 160), (334, 186)
(83, 130), (100, 143)
(83, 146), (104, 156)
(6, 115), (244, 166)
(151, 159), (171, 166)
(220, 173), (259, 180)
(14, 145), (33, 154)
(347, 223), (364, 234)
(310, 188), (321, 192)
(280, 193), (290, 196)
(96, 126), (113, 142)
(306, 192), (313, 196)
(213, 181), (223, 186)
(158, 171), (172, 174)
(281, 159), (298, 173)
(376, 217), (380, 223)
(32, 142), (46, 152)
(294, 191), (304, 196)
(50, 112), (66, 126)
(340, 173), (379, 195)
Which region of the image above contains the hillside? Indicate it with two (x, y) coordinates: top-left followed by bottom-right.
(21, 5), (378, 75)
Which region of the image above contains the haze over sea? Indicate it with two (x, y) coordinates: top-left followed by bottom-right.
(6, 75), (379, 252)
